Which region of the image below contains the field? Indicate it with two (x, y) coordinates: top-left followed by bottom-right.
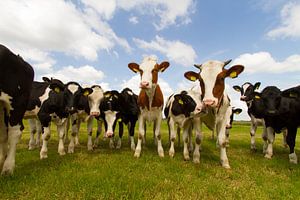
(1, 120), (300, 200)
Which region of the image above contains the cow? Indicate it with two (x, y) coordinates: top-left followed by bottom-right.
(66, 85), (104, 153)
(128, 56), (169, 157)
(184, 59), (244, 168)
(255, 86), (300, 163)
(0, 44), (34, 175)
(233, 82), (287, 151)
(99, 88), (138, 150)
(224, 107), (242, 147)
(164, 88), (204, 163)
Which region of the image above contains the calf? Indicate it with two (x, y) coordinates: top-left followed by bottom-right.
(0, 44), (34, 175)
(233, 82), (287, 151)
(164, 88), (204, 163)
(224, 107), (242, 146)
(128, 56), (170, 157)
(100, 88), (138, 150)
(256, 86), (300, 163)
(67, 85), (104, 153)
(184, 59), (244, 168)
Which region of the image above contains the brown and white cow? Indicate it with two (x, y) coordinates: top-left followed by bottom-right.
(128, 56), (169, 157)
(184, 59), (244, 168)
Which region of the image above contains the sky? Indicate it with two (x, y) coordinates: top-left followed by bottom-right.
(1, 0), (300, 120)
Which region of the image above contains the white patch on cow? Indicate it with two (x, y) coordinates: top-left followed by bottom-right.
(67, 84), (79, 94)
(187, 87), (203, 116)
(200, 60), (224, 105)
(88, 87), (104, 115)
(127, 91), (133, 96)
(39, 87), (51, 104)
(139, 56), (158, 89)
(104, 110), (117, 136)
(140, 107), (162, 122)
(242, 83), (251, 95)
(0, 91), (13, 112)
(24, 106), (40, 118)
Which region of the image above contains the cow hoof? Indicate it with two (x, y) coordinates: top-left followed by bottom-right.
(58, 150), (66, 156)
(220, 159), (230, 169)
(193, 158), (200, 164)
(116, 142), (122, 149)
(134, 151), (141, 158)
(289, 153), (298, 164)
(28, 145), (35, 150)
(264, 154), (272, 159)
(184, 155), (190, 161)
(88, 145), (94, 151)
(169, 150), (175, 158)
(40, 151), (48, 159)
(222, 164), (231, 169)
(68, 148), (74, 154)
(131, 143), (136, 151)
(1, 162), (14, 176)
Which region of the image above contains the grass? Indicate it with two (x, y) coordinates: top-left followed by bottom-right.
(1, 120), (300, 200)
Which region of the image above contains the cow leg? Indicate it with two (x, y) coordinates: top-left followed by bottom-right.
(286, 127), (297, 164)
(261, 120), (268, 154)
(155, 116), (164, 157)
(168, 118), (176, 158)
(153, 121), (157, 146)
(36, 120), (42, 148)
(129, 120), (136, 151)
(183, 127), (190, 161)
(1, 124), (22, 175)
(188, 125), (193, 153)
(40, 126), (51, 159)
(87, 117), (94, 151)
(177, 127), (181, 147)
(65, 117), (70, 144)
(134, 116), (145, 158)
(68, 116), (79, 153)
(28, 119), (37, 150)
(250, 118), (257, 151)
(93, 120), (102, 148)
(264, 127), (274, 159)
(217, 122), (230, 169)
(142, 122), (147, 145)
(74, 120), (80, 146)
(0, 115), (8, 172)
(116, 122), (123, 149)
(193, 118), (202, 164)
(225, 129), (230, 147)
(57, 121), (66, 156)
(282, 129), (288, 148)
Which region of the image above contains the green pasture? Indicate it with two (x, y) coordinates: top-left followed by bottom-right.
(1, 120), (300, 200)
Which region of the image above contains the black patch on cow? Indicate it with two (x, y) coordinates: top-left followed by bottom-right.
(170, 91), (196, 118)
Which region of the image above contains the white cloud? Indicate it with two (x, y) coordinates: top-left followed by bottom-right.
(232, 52), (300, 74)
(82, 0), (117, 20)
(129, 16), (139, 24)
(133, 36), (197, 67)
(267, 2), (300, 39)
(41, 65), (105, 86)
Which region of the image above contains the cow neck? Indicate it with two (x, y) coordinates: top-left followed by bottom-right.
(145, 83), (157, 109)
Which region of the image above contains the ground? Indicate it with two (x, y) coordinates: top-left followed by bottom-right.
(1, 120), (300, 200)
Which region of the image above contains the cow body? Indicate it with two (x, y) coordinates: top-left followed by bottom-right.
(164, 88), (204, 162)
(233, 82), (287, 151)
(99, 89), (138, 150)
(0, 44), (34, 175)
(128, 57), (170, 157)
(256, 86), (300, 163)
(185, 59), (244, 168)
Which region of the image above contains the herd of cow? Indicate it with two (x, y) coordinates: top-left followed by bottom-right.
(1, 44), (300, 175)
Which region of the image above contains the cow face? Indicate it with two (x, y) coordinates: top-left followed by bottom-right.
(233, 82), (261, 101)
(185, 60), (244, 107)
(64, 82), (82, 114)
(48, 79), (66, 109)
(87, 85), (104, 117)
(256, 86), (282, 116)
(100, 90), (121, 137)
(128, 57), (169, 90)
(226, 108), (242, 129)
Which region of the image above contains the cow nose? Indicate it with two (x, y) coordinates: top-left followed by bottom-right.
(90, 111), (100, 117)
(196, 106), (202, 112)
(105, 131), (114, 138)
(240, 96), (246, 101)
(140, 81), (150, 88)
(203, 99), (215, 106)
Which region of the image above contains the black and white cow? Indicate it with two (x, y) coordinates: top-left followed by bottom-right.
(224, 107), (242, 147)
(99, 88), (138, 150)
(25, 78), (87, 159)
(67, 85), (104, 153)
(184, 59), (244, 168)
(255, 86), (300, 163)
(164, 88), (204, 163)
(233, 82), (287, 151)
(0, 44), (34, 175)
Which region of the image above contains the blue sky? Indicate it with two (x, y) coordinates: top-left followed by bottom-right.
(1, 0), (300, 120)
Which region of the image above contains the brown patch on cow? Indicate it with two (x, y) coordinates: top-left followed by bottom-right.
(152, 64), (159, 84)
(138, 85), (164, 109)
(212, 70), (226, 101)
(138, 134), (143, 139)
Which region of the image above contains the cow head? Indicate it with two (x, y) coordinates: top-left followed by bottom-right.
(64, 82), (83, 114)
(184, 60), (244, 107)
(87, 85), (104, 117)
(47, 78), (66, 109)
(226, 107), (242, 129)
(255, 86), (282, 116)
(233, 82), (261, 102)
(100, 90), (121, 138)
(128, 57), (169, 90)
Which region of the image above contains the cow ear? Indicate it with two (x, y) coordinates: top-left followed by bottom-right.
(254, 82), (261, 90)
(253, 92), (261, 100)
(233, 85), (241, 92)
(82, 88), (93, 96)
(184, 71), (200, 82)
(233, 108), (242, 115)
(226, 65), (244, 79)
(104, 91), (111, 98)
(158, 61), (170, 72)
(42, 77), (51, 83)
(49, 83), (64, 93)
(128, 63), (141, 73)
(174, 95), (184, 105)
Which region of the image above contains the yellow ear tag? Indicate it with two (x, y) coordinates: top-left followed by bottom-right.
(290, 93), (297, 98)
(133, 68), (139, 73)
(255, 95), (261, 99)
(83, 90), (89, 96)
(178, 99), (184, 105)
(105, 93), (111, 98)
(230, 71), (237, 78)
(54, 87), (60, 93)
(118, 118), (122, 122)
(190, 76), (197, 81)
